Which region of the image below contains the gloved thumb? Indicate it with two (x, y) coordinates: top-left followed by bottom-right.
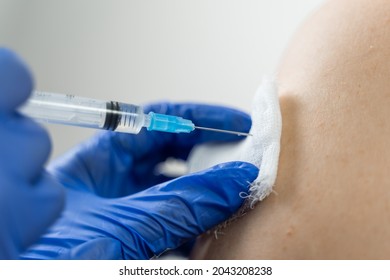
(113, 161), (259, 259)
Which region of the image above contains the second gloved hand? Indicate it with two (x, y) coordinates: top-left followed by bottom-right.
(0, 49), (64, 259)
(24, 161), (257, 259)
(22, 103), (258, 259)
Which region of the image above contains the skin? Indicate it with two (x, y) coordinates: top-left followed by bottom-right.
(191, 0), (390, 259)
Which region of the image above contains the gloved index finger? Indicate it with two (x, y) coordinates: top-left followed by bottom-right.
(115, 102), (252, 161)
(0, 48), (33, 113)
(114, 161), (259, 259)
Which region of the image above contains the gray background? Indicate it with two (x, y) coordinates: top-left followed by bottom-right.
(0, 0), (324, 161)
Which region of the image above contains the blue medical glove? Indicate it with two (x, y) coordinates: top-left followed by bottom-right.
(0, 48), (64, 259)
(22, 102), (258, 259)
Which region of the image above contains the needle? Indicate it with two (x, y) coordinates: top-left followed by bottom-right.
(195, 126), (252, 137)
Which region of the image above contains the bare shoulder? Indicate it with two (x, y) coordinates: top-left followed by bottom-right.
(191, 0), (390, 259)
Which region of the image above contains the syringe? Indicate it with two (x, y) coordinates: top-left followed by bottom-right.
(19, 91), (252, 136)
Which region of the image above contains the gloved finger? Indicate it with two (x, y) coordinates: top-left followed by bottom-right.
(0, 48), (33, 114)
(112, 161), (258, 259)
(114, 103), (251, 186)
(0, 171), (64, 259)
(0, 113), (52, 182)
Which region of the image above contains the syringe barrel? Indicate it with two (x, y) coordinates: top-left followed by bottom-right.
(109, 102), (145, 134)
(20, 91), (145, 134)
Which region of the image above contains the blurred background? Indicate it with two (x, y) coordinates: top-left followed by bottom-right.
(0, 0), (324, 160)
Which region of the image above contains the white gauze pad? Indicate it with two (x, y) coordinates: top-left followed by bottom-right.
(188, 78), (282, 208)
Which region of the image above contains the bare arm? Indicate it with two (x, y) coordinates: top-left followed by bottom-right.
(192, 0), (390, 259)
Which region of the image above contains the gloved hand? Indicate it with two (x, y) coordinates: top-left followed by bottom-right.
(21, 102), (258, 259)
(1, 49), (258, 260)
(0, 48), (64, 259)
